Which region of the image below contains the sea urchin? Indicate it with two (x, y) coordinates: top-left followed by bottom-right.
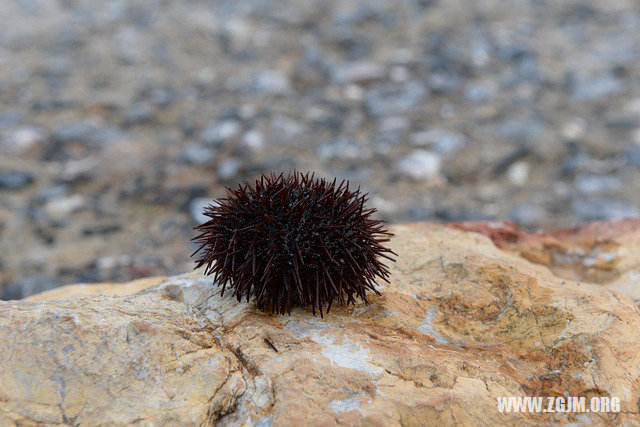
(192, 171), (396, 316)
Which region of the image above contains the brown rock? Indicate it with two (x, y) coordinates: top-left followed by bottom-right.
(2, 221), (640, 425)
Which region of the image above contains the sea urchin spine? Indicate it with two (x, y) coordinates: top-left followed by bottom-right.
(192, 171), (396, 316)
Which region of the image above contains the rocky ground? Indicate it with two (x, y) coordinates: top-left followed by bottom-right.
(1, 0), (640, 297)
(2, 219), (640, 425)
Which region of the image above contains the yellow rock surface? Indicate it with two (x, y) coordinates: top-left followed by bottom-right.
(2, 221), (640, 425)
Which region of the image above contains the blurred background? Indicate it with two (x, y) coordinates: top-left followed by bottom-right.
(1, 0), (639, 299)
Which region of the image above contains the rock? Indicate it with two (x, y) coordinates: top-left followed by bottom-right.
(1, 127), (44, 153)
(217, 159), (241, 180)
(124, 102), (154, 126)
(499, 117), (544, 142)
(331, 61), (386, 85)
(464, 80), (497, 102)
(2, 275), (60, 300)
(179, 144), (215, 165)
(254, 71), (291, 95)
(51, 121), (122, 146)
(189, 197), (218, 225)
(3, 221), (640, 424)
(509, 203), (545, 227)
(575, 174), (620, 194)
(410, 129), (466, 154)
(0, 170), (34, 190)
(572, 199), (639, 222)
(201, 120), (241, 146)
(571, 75), (624, 102)
(43, 194), (85, 219)
(397, 150), (441, 180)
(364, 81), (427, 117)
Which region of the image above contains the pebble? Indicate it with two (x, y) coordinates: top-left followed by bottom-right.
(506, 161), (530, 186)
(254, 70), (291, 95)
(2, 275), (61, 300)
(52, 121), (122, 146)
(575, 175), (620, 194)
(217, 159), (241, 180)
(364, 81), (427, 117)
(499, 117), (544, 142)
(332, 61), (386, 85)
(124, 103), (154, 126)
(397, 150), (441, 180)
(572, 199), (639, 222)
(464, 80), (497, 103)
(201, 120), (241, 146)
(510, 204), (546, 228)
(189, 198), (218, 224)
(242, 130), (265, 151)
(44, 194), (85, 219)
(571, 75), (623, 102)
(179, 145), (215, 165)
(410, 129), (466, 154)
(0, 170), (34, 190)
(1, 127), (44, 153)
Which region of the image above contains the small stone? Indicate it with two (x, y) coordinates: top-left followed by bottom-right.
(0, 170), (34, 190)
(217, 159), (241, 180)
(365, 81), (427, 117)
(397, 150), (441, 180)
(254, 71), (291, 95)
(1, 127), (44, 153)
(499, 117), (544, 142)
(575, 175), (620, 194)
(201, 120), (241, 146)
(125, 103), (154, 126)
(44, 194), (85, 219)
(189, 198), (219, 225)
(572, 200), (639, 221)
(242, 130), (265, 151)
(506, 161), (530, 186)
(52, 121), (122, 146)
(2, 275), (60, 300)
(332, 62), (385, 85)
(464, 80), (497, 103)
(427, 73), (462, 95)
(179, 145), (215, 165)
(410, 129), (466, 154)
(509, 204), (546, 228)
(571, 75), (623, 102)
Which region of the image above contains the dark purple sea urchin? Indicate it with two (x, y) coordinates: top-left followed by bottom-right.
(191, 171), (396, 316)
